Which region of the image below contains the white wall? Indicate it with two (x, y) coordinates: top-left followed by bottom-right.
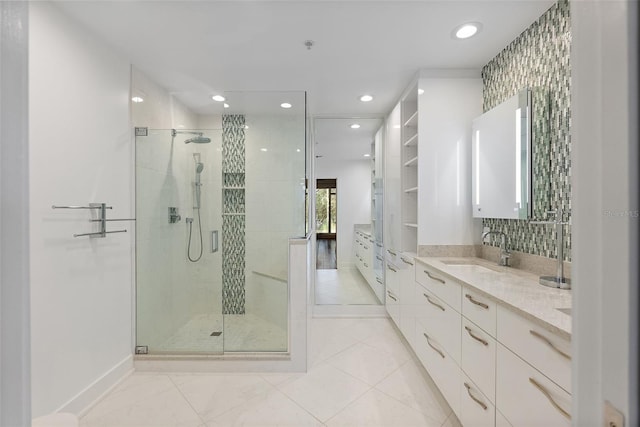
(571, 0), (638, 424)
(29, 2), (133, 416)
(315, 159), (371, 267)
(0, 2), (31, 424)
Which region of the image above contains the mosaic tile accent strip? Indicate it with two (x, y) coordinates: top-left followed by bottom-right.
(481, 0), (571, 261)
(222, 115), (246, 314)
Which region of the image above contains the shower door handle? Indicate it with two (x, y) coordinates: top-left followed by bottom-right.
(211, 230), (219, 253)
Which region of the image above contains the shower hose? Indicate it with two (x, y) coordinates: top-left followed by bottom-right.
(187, 207), (203, 262)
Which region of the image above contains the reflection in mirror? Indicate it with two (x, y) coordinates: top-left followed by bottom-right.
(472, 88), (532, 219)
(313, 117), (383, 305)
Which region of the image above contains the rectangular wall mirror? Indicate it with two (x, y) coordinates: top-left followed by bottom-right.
(472, 88), (532, 219)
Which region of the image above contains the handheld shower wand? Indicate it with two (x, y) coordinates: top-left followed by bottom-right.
(188, 155), (205, 262)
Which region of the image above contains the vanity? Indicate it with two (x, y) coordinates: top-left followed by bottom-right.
(388, 256), (572, 426)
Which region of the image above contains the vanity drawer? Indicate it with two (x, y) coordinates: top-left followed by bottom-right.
(497, 344), (571, 426)
(416, 263), (461, 312)
(497, 306), (571, 393)
(415, 284), (461, 363)
(462, 287), (496, 338)
(460, 373), (495, 427)
(415, 329), (462, 419)
(461, 317), (496, 404)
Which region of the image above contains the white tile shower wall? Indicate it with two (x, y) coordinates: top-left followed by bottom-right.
(315, 159), (372, 267)
(244, 115), (305, 329)
(28, 2), (133, 416)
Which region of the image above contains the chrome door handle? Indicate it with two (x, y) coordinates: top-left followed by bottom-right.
(529, 377), (571, 420)
(465, 294), (489, 309)
(465, 326), (489, 346)
(424, 270), (445, 284)
(423, 333), (445, 359)
(423, 294), (445, 311)
(529, 330), (571, 360)
(464, 383), (488, 410)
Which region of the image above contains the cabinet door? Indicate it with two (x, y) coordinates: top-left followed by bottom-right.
(385, 262), (400, 327)
(383, 103), (402, 257)
(497, 344), (571, 426)
(460, 373), (496, 427)
(461, 317), (496, 403)
(415, 284), (461, 363)
(398, 255), (415, 343)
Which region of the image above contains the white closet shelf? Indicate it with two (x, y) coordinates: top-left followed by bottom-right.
(404, 156), (418, 167)
(403, 110), (418, 127)
(403, 133), (418, 146)
(404, 187), (418, 193)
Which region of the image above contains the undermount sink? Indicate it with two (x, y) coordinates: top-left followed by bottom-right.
(556, 307), (572, 316)
(440, 260), (498, 274)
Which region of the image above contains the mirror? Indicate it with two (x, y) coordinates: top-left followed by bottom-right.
(472, 88), (532, 219)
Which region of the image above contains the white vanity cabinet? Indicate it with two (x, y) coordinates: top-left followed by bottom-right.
(385, 253), (415, 345)
(406, 258), (572, 426)
(353, 229), (383, 303)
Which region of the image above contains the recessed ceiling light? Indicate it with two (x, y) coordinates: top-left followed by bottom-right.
(296, 149), (301, 152)
(350, 124), (361, 129)
(281, 102), (292, 109)
(260, 148), (268, 152)
(364, 154), (371, 157)
(131, 96), (144, 103)
(244, 125), (249, 129)
(418, 88), (425, 95)
(360, 95), (373, 102)
(393, 124), (401, 129)
(178, 124), (185, 128)
(212, 95), (226, 102)
(223, 103), (230, 109)
(454, 22), (481, 39)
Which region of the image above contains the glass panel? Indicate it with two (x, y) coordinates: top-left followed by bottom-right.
(136, 128), (224, 354)
(222, 91), (306, 352)
(330, 189), (337, 234)
(316, 189), (329, 233)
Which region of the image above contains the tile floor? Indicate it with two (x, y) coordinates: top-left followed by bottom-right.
(315, 268), (381, 305)
(81, 317), (459, 427)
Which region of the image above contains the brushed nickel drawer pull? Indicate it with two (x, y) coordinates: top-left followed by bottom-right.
(424, 270), (445, 284)
(376, 255), (384, 261)
(464, 382), (488, 410)
(465, 294), (489, 309)
(529, 330), (571, 360)
(465, 326), (489, 346)
(387, 264), (397, 273)
(424, 294), (445, 311)
(387, 249), (397, 256)
(387, 291), (397, 302)
(529, 377), (571, 420)
(376, 242), (383, 248)
(376, 277), (383, 284)
(401, 257), (414, 266)
(422, 333), (445, 359)
(364, 246), (369, 250)
(364, 263), (369, 267)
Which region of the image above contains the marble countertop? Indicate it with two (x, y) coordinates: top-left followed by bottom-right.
(415, 256), (572, 340)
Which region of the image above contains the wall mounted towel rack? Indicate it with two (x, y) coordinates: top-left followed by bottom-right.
(52, 203), (135, 238)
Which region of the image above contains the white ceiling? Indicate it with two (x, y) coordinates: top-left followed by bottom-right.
(54, 0), (555, 159)
(314, 118), (382, 160)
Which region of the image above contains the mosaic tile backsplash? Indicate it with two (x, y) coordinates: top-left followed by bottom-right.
(222, 115), (246, 314)
(482, 0), (571, 261)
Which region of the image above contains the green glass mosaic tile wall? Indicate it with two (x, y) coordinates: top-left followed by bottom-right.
(482, 0), (571, 261)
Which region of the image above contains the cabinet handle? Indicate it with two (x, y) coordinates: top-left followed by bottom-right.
(465, 294), (489, 309)
(464, 326), (489, 346)
(387, 291), (397, 302)
(464, 383), (488, 411)
(376, 243), (383, 248)
(529, 377), (571, 420)
(529, 330), (571, 360)
(401, 257), (414, 266)
(387, 249), (397, 256)
(387, 264), (397, 273)
(376, 255), (384, 261)
(376, 277), (383, 284)
(424, 270), (445, 284)
(364, 246), (369, 250)
(422, 333), (445, 359)
(423, 294), (445, 311)
(364, 263), (369, 268)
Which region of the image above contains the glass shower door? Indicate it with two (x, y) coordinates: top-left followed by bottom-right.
(135, 128), (224, 354)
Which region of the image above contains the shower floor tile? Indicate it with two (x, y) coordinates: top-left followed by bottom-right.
(159, 313), (287, 354)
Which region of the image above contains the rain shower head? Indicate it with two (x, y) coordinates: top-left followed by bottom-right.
(185, 136), (211, 144)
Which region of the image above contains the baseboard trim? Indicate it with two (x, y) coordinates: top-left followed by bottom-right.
(56, 355), (134, 417)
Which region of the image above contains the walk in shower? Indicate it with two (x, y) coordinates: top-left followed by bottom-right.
(135, 92), (306, 355)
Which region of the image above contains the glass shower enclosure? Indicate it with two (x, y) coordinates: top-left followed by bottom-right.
(135, 92), (306, 354)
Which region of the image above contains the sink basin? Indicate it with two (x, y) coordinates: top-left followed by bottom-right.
(556, 307), (571, 316)
(440, 261), (497, 274)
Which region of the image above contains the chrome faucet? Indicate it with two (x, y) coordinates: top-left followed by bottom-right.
(530, 209), (571, 289)
(482, 230), (511, 267)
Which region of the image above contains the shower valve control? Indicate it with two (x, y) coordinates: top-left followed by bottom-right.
(168, 207), (181, 224)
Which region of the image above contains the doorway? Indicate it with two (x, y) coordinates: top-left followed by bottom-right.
(316, 178), (337, 269)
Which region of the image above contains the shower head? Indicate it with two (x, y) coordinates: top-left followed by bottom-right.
(196, 162), (204, 173)
(185, 136), (211, 144)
